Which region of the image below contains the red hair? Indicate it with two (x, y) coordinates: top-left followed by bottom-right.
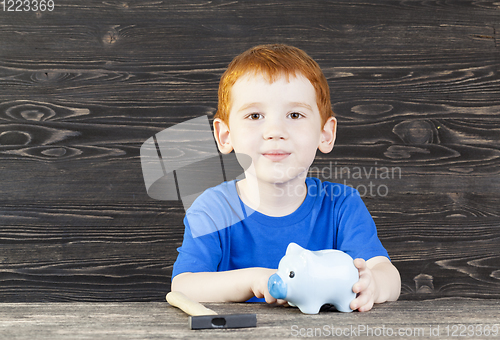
(215, 44), (334, 125)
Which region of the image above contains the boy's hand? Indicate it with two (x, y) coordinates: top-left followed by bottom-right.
(350, 258), (377, 312)
(250, 268), (287, 305)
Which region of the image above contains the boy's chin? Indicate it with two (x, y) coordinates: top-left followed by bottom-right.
(253, 175), (308, 187)
(242, 165), (308, 186)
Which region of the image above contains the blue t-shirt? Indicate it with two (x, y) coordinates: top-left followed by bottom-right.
(172, 177), (389, 301)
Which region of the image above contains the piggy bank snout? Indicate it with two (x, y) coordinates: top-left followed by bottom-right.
(268, 273), (287, 299)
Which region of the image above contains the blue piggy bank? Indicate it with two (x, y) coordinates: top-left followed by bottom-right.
(268, 243), (359, 314)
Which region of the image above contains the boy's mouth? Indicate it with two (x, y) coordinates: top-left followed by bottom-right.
(262, 150), (291, 162)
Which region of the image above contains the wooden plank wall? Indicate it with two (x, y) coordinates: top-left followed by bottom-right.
(0, 0), (499, 302)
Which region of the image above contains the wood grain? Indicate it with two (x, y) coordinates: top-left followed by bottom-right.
(0, 299), (499, 339)
(0, 0), (499, 301)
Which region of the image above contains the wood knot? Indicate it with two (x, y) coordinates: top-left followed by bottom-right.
(1, 101), (90, 122)
(102, 29), (119, 45)
(6, 103), (56, 121)
(41, 147), (68, 157)
(393, 120), (438, 144)
(413, 273), (434, 294)
(0, 131), (32, 146)
(33, 71), (65, 83)
(351, 103), (393, 115)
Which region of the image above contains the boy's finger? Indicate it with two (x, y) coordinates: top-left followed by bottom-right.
(350, 297), (361, 311)
(357, 300), (374, 312)
(351, 292), (369, 311)
(352, 282), (362, 294)
(264, 293), (278, 304)
(353, 274), (370, 293)
(353, 258), (366, 269)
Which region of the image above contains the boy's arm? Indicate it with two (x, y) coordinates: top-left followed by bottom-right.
(350, 256), (401, 312)
(171, 267), (279, 303)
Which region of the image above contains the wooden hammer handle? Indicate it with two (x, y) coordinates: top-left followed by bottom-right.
(166, 291), (218, 316)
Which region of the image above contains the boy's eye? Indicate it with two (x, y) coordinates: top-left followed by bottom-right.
(247, 113), (263, 120)
(288, 112), (303, 119)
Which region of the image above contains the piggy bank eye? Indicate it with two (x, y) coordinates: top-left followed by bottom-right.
(289, 271), (295, 278)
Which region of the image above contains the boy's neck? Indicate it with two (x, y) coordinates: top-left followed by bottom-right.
(235, 175), (308, 217)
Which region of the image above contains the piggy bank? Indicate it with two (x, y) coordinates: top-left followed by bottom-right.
(268, 243), (359, 314)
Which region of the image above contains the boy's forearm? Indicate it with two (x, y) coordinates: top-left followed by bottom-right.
(370, 261), (401, 303)
(171, 268), (275, 303)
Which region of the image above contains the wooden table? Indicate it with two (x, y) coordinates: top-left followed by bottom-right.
(1, 298), (499, 339)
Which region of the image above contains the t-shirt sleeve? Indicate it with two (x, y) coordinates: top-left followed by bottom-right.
(334, 189), (390, 261)
(171, 212), (223, 280)
(171, 182), (244, 280)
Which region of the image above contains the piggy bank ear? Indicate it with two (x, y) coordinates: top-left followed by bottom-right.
(286, 242), (305, 256)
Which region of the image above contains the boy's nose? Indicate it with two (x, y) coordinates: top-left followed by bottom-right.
(263, 119), (288, 140)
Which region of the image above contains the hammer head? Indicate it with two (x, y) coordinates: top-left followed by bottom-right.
(189, 313), (257, 330)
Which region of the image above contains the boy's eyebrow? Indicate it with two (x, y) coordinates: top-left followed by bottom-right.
(236, 102), (261, 112)
(237, 102), (314, 112)
(289, 102), (314, 111)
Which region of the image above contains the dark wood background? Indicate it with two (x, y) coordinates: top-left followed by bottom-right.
(0, 0), (499, 302)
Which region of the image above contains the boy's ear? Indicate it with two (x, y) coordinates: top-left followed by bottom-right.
(213, 118), (234, 154)
(318, 116), (337, 154)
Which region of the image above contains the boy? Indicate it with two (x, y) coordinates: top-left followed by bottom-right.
(171, 44), (400, 312)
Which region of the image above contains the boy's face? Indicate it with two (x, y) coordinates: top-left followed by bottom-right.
(214, 72), (336, 186)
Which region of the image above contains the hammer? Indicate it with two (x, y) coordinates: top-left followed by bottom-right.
(166, 291), (257, 330)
